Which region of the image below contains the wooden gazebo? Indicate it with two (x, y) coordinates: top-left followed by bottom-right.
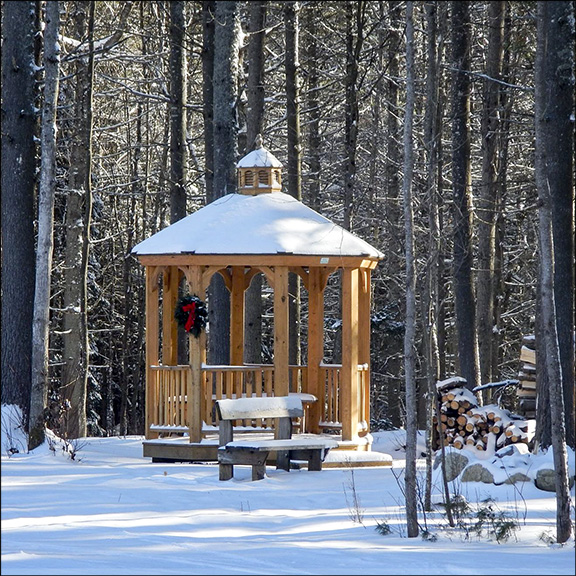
(132, 141), (384, 462)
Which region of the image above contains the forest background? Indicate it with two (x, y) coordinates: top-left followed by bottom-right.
(1, 0), (574, 528)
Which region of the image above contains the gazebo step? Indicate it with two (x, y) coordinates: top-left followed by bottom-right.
(320, 449), (393, 468)
(142, 435), (390, 467)
(331, 436), (372, 451)
(143, 439), (218, 462)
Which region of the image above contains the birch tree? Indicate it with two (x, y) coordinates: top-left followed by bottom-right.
(29, 0), (61, 450)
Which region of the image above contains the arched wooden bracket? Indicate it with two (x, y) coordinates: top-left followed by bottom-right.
(148, 265), (165, 292)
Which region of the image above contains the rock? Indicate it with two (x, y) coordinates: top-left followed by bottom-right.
(433, 450), (469, 482)
(461, 463), (495, 484)
(502, 472), (531, 485)
(535, 469), (575, 492)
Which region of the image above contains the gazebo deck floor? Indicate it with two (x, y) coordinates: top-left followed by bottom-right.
(142, 432), (392, 468)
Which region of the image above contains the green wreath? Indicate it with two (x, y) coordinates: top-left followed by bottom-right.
(174, 294), (208, 338)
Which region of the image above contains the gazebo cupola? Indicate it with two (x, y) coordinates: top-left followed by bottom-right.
(237, 134), (282, 195)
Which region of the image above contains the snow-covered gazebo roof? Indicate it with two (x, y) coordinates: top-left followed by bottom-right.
(133, 136), (382, 261)
(131, 191), (384, 259)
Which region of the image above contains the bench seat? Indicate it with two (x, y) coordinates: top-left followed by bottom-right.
(216, 396), (338, 481)
(223, 437), (339, 451)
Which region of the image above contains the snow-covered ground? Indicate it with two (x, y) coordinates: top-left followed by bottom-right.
(1, 404), (574, 575)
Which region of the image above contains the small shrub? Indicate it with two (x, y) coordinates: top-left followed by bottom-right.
(539, 530), (559, 546)
(374, 519), (392, 535)
(1, 406), (28, 456)
(343, 467), (365, 525)
(421, 529), (438, 542)
(472, 498), (519, 543)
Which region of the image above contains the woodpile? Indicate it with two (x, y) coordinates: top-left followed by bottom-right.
(517, 334), (536, 418)
(434, 376), (531, 452)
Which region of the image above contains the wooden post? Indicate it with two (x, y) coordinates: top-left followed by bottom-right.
(341, 267), (359, 441)
(162, 266), (179, 365)
(185, 265), (204, 443)
(230, 266), (245, 366)
(358, 268), (371, 436)
(145, 266), (160, 439)
(271, 266), (289, 465)
(274, 266), (290, 399)
(307, 267), (325, 433)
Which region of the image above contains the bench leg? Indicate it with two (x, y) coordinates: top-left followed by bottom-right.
(276, 449), (290, 472)
(308, 449), (323, 472)
(290, 448), (326, 472)
(252, 464), (266, 481)
(219, 463), (233, 481)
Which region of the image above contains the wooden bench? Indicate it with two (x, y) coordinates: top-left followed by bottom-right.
(216, 396), (338, 481)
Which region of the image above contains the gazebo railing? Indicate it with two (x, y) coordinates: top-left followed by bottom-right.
(147, 364), (308, 434)
(149, 365), (191, 432)
(201, 364), (307, 428)
(319, 363), (341, 429)
(318, 363), (369, 432)
(147, 362), (368, 437)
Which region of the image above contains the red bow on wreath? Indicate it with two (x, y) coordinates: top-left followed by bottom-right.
(182, 302), (196, 333)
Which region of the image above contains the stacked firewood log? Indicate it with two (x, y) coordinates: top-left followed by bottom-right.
(517, 334), (537, 418)
(434, 376), (531, 452)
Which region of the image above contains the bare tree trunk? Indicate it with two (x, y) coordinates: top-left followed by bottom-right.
(367, 1), (384, 213)
(118, 98), (144, 436)
(168, 0), (189, 368)
(422, 0), (442, 513)
(402, 1), (419, 539)
(450, 0), (480, 393)
(61, 0), (96, 439)
(285, 0), (302, 367)
(343, 0), (364, 231)
(202, 1), (215, 203)
(209, 0), (241, 364)
(490, 5), (512, 405)
(245, 1), (266, 154)
(1, 0), (38, 422)
(476, 1), (505, 393)
(244, 0), (267, 364)
(169, 0), (187, 223)
(303, 2), (321, 212)
(534, 0), (572, 544)
(546, 3), (575, 449)
(384, 0), (404, 427)
(29, 0), (61, 450)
